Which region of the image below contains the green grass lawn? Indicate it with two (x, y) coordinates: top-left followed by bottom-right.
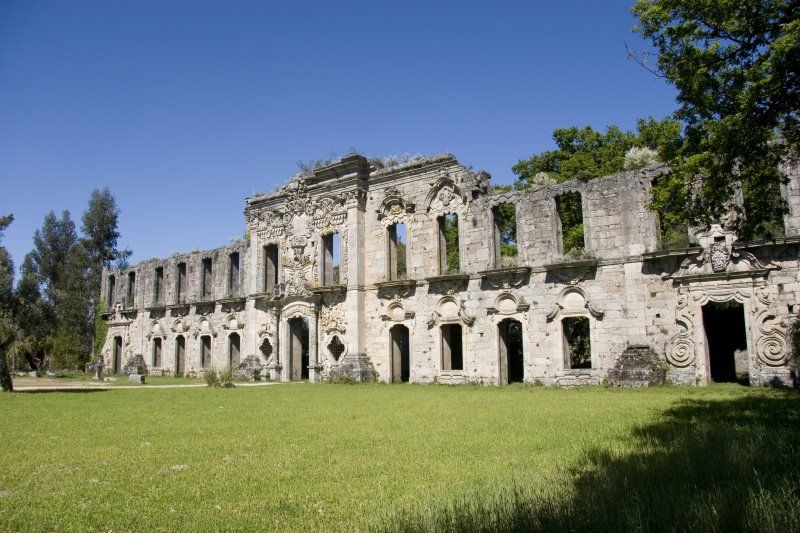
(1, 384), (798, 531)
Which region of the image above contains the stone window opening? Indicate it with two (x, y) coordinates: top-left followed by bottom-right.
(651, 175), (691, 250)
(387, 223), (407, 280)
(260, 338), (273, 359)
(153, 267), (164, 305)
(441, 323), (463, 371)
(321, 233), (340, 286)
(201, 258), (213, 300)
(437, 214), (460, 275)
(107, 275), (116, 307)
(152, 338), (162, 367)
(200, 335), (212, 368)
(126, 272), (136, 308)
(390, 324), (411, 382)
(555, 192), (585, 258)
(175, 263), (187, 304)
(228, 332), (241, 367)
(563, 316), (591, 369)
(112, 335), (122, 373)
(228, 252), (240, 296)
(175, 335), (186, 375)
(492, 203), (518, 268)
(499, 318), (524, 383)
(702, 301), (749, 384)
(328, 335), (345, 362)
(263, 244), (279, 293)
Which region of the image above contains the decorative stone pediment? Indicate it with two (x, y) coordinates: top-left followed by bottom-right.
(487, 292), (530, 316)
(171, 318), (190, 334)
(377, 186), (415, 225)
(222, 313), (244, 331)
(146, 320), (164, 340)
(380, 300), (416, 322)
(427, 295), (475, 327)
(545, 286), (603, 322)
(425, 172), (466, 213)
(666, 224), (779, 282)
(193, 315), (218, 338)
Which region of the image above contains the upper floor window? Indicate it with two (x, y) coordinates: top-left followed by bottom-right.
(556, 192), (585, 257)
(153, 267), (164, 304)
(387, 223), (407, 280)
(126, 271), (136, 308)
(228, 252), (240, 295)
(321, 233), (340, 286)
(176, 262), (187, 303)
(201, 257), (213, 300)
(492, 203), (518, 268)
(264, 244), (279, 293)
(437, 214), (460, 274)
(107, 275), (116, 307)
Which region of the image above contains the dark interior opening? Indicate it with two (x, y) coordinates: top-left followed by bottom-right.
(563, 316), (591, 369)
(175, 335), (185, 375)
(289, 317), (310, 380)
(201, 335), (211, 368)
(702, 301), (749, 384)
(391, 324), (411, 382)
(228, 333), (240, 367)
(441, 323), (463, 371)
(500, 319), (524, 383)
(113, 336), (122, 374)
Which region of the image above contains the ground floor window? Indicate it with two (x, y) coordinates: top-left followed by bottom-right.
(152, 338), (162, 367)
(228, 333), (240, 367)
(563, 316), (591, 369)
(441, 324), (463, 371)
(200, 336), (211, 368)
(499, 319), (524, 383)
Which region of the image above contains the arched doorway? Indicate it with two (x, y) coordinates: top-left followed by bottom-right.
(499, 319), (524, 383)
(288, 316), (309, 380)
(175, 335), (186, 376)
(702, 301), (748, 383)
(390, 324), (410, 383)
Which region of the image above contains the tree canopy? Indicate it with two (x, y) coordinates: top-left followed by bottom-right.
(632, 0), (799, 239)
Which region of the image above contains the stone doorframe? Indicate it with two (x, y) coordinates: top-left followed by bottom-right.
(278, 300), (319, 382)
(486, 291), (530, 386)
(380, 300), (416, 383)
(665, 280), (790, 386)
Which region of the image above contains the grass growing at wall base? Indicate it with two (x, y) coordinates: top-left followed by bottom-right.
(0, 384), (797, 531)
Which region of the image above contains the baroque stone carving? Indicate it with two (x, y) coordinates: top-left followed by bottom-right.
(320, 305), (346, 334)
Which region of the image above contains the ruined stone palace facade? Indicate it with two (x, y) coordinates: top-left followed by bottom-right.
(99, 154), (800, 386)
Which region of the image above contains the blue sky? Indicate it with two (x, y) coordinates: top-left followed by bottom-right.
(0, 0), (676, 270)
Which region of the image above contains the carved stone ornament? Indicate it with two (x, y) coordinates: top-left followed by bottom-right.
(427, 296), (475, 327)
(377, 186), (415, 225)
(545, 286), (603, 322)
(320, 305), (346, 334)
(425, 171), (466, 213)
(665, 293), (696, 368)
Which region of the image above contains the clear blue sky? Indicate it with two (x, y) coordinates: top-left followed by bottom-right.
(0, 0), (677, 270)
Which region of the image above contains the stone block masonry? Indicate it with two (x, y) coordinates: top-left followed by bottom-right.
(98, 154), (800, 387)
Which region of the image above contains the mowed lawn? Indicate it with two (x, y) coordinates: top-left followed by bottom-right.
(1, 383), (798, 531)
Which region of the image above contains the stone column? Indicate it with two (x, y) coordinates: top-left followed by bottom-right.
(308, 311), (320, 382)
(269, 310), (283, 381)
(279, 316), (290, 382)
(345, 198), (366, 359)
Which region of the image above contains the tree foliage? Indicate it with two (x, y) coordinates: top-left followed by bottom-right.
(633, 0), (800, 239)
(0, 214), (15, 391)
(512, 117), (682, 186)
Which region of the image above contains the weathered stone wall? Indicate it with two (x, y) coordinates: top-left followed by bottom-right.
(101, 154), (800, 387)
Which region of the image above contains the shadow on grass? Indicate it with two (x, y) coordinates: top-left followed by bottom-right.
(381, 391), (800, 532)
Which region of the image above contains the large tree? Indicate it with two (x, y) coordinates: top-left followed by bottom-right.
(30, 210), (78, 303)
(632, 0), (800, 239)
(0, 214), (15, 391)
(513, 117), (683, 186)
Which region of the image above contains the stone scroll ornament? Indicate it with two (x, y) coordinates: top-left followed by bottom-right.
(665, 294), (696, 368)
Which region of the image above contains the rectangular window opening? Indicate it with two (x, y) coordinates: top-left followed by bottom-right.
(228, 252), (240, 295)
(152, 338), (162, 367)
(126, 272), (136, 308)
(441, 323), (463, 371)
(201, 336), (212, 368)
(176, 263), (187, 303)
(201, 258), (213, 300)
(107, 275), (116, 307)
(264, 244), (279, 293)
(563, 316), (591, 369)
(322, 233), (340, 286)
(153, 267), (164, 305)
(388, 223), (407, 280)
(493, 204), (518, 268)
(556, 192), (585, 258)
(438, 214), (460, 274)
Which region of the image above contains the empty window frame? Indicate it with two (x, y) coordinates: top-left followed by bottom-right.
(152, 338), (162, 367)
(201, 258), (213, 300)
(200, 335), (212, 368)
(387, 223), (408, 280)
(555, 192), (585, 256)
(492, 203), (518, 268)
(229, 333), (241, 366)
(126, 272), (136, 308)
(264, 244), (279, 293)
(107, 275), (116, 307)
(175, 263), (187, 303)
(441, 323), (463, 371)
(321, 233), (340, 286)
(228, 253), (240, 295)
(437, 214), (460, 274)
(328, 335), (345, 361)
(153, 267), (164, 304)
(563, 316), (591, 369)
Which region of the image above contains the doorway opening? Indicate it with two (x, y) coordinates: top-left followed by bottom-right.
(113, 336), (122, 374)
(499, 319), (524, 383)
(175, 335), (186, 376)
(390, 324), (411, 382)
(702, 301), (749, 384)
(289, 317), (310, 380)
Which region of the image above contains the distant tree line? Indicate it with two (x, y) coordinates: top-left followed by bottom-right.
(0, 188), (129, 389)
